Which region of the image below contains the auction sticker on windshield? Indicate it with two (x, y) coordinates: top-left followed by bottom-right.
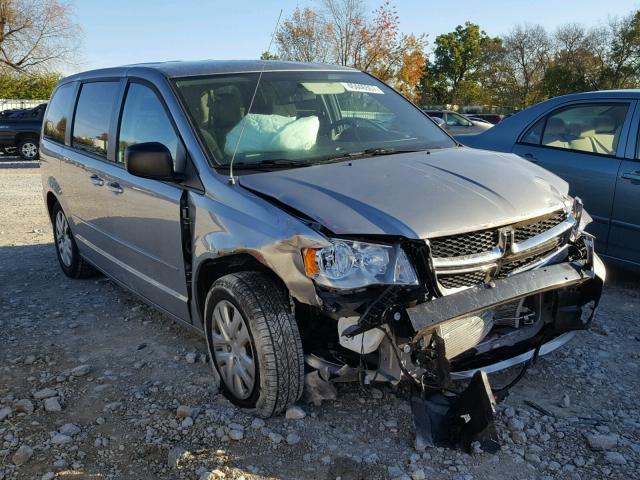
(340, 82), (384, 94)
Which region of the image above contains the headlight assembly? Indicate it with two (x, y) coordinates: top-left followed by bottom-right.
(302, 239), (419, 289)
(569, 196), (591, 241)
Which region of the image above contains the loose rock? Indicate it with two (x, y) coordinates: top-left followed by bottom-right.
(285, 405), (306, 420)
(604, 451), (627, 465)
(12, 445), (33, 465)
(176, 405), (192, 418)
(0, 407), (12, 421)
(14, 399), (34, 414)
(33, 388), (58, 400)
(44, 397), (62, 412)
(51, 433), (73, 445)
(59, 423), (81, 436)
(585, 433), (619, 451)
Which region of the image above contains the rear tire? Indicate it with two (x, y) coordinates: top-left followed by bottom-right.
(52, 203), (96, 278)
(17, 137), (39, 160)
(204, 271), (304, 417)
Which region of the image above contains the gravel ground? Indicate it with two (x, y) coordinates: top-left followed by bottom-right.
(1, 162), (639, 480)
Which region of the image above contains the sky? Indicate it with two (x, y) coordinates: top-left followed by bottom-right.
(75, 0), (640, 73)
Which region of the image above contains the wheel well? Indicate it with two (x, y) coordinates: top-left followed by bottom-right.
(15, 133), (39, 145)
(195, 254), (288, 318)
(46, 192), (58, 220)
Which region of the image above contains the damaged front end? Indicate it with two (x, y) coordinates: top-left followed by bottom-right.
(298, 199), (604, 450)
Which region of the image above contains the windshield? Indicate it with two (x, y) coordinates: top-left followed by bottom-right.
(174, 71), (455, 171)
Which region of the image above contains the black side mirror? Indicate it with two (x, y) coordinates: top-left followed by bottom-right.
(125, 142), (182, 181)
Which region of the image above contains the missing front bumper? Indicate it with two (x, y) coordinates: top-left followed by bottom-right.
(406, 256), (604, 334)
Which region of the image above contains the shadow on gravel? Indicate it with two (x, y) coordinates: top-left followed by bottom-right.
(0, 243), (56, 277)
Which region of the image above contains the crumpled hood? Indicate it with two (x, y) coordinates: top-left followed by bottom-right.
(239, 148), (570, 239)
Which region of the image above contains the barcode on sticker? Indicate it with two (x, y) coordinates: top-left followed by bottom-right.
(340, 83), (384, 94)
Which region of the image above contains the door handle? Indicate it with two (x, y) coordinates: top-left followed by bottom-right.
(89, 174), (104, 186)
(107, 181), (123, 194)
(621, 172), (640, 183)
(523, 153), (539, 163)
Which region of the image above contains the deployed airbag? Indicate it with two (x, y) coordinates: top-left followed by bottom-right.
(224, 114), (319, 154)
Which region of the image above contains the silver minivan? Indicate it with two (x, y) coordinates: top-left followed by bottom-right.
(41, 60), (605, 418)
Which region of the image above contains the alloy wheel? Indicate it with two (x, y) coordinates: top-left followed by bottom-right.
(210, 299), (256, 400)
(55, 211), (73, 267)
(20, 142), (38, 160)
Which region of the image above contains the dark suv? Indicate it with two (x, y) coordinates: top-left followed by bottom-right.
(0, 103), (46, 159)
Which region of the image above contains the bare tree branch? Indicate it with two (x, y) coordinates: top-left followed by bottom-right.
(0, 0), (81, 74)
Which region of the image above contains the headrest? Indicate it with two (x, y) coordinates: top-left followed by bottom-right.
(545, 117), (566, 135)
(214, 93), (243, 128)
(594, 115), (616, 133)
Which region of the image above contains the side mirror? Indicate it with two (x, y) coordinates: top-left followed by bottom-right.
(125, 142), (182, 181)
(432, 117), (445, 127)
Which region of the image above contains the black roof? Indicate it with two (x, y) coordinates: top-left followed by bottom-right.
(62, 60), (357, 83)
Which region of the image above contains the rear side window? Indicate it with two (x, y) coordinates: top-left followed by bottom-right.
(72, 82), (119, 157)
(117, 83), (178, 164)
(43, 84), (75, 144)
(520, 103), (629, 156)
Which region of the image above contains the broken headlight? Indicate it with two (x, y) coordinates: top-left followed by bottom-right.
(303, 239), (418, 289)
(569, 197), (591, 241)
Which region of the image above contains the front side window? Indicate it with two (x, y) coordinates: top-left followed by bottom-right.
(72, 82), (119, 157)
(446, 112), (472, 127)
(521, 103), (628, 156)
(174, 71), (455, 172)
(43, 84), (75, 144)
(117, 83), (178, 164)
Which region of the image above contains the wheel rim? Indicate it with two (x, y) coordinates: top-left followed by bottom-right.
(55, 211), (73, 267)
(21, 142), (37, 159)
(211, 299), (256, 400)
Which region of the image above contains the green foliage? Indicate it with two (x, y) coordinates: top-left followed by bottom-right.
(260, 51), (279, 61)
(420, 22), (502, 105)
(0, 72), (61, 99)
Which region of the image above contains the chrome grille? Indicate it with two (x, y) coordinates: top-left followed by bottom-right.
(430, 209), (573, 293)
(496, 248), (557, 278)
(438, 271), (487, 290)
(513, 211), (567, 243)
(429, 230), (497, 257)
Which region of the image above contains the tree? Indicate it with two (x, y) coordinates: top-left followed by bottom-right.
(0, 0), (81, 73)
(0, 71), (60, 98)
(420, 22), (500, 105)
(320, 0), (367, 66)
(599, 11), (640, 88)
(539, 24), (599, 97)
(501, 24), (551, 108)
(274, 7), (332, 63)
(275, 1), (427, 103)
(260, 51), (279, 61)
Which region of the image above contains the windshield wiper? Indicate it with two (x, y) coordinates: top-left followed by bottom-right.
(229, 159), (315, 170)
(324, 148), (428, 163)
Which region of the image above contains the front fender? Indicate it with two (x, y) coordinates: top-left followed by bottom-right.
(190, 186), (330, 309)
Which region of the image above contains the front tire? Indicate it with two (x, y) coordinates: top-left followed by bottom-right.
(204, 272), (304, 417)
(52, 203), (96, 278)
(17, 137), (39, 160)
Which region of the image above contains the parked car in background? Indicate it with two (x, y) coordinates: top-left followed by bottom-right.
(40, 60), (603, 418)
(423, 109), (492, 135)
(467, 113), (504, 125)
(465, 115), (493, 125)
(460, 90), (640, 268)
(0, 103), (46, 159)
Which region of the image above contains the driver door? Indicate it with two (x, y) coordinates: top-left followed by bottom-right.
(99, 81), (190, 321)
